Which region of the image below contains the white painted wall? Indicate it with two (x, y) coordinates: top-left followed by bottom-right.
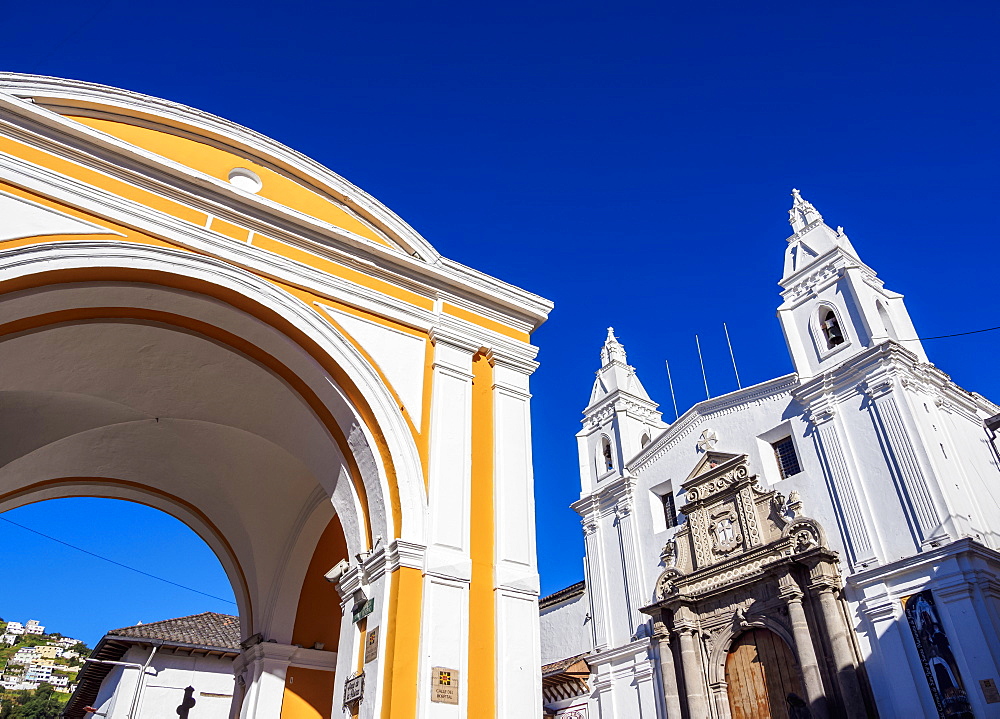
(539, 590), (592, 665)
(87, 646), (235, 719)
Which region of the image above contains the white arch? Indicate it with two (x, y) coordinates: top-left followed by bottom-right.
(0, 240), (429, 549)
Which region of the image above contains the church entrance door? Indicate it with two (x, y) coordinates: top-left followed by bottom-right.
(725, 629), (805, 719)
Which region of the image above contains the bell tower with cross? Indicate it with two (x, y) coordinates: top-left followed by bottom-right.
(777, 189), (927, 380)
(576, 328), (665, 490)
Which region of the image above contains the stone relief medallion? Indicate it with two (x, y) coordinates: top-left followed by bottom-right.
(708, 507), (742, 555)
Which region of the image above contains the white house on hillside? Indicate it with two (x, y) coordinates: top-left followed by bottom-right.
(541, 191), (1000, 719)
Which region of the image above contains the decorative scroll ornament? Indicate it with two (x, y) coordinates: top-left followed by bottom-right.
(686, 464), (749, 504)
(784, 518), (822, 554)
(654, 568), (684, 600)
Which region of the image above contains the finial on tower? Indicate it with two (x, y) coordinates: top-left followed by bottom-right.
(601, 327), (627, 366)
(788, 188), (823, 234)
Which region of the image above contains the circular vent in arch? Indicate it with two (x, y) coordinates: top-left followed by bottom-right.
(227, 167), (262, 193)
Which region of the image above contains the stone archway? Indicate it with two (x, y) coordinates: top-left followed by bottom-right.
(725, 629), (804, 719)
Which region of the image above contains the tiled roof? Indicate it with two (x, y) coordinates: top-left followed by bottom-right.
(541, 653), (590, 677)
(108, 612), (240, 651)
(539, 580), (585, 610)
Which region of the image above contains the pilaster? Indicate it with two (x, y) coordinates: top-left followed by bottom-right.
(862, 377), (949, 548)
(615, 487), (646, 636)
(580, 514), (610, 651)
(421, 327), (477, 718)
(233, 641), (298, 719)
(652, 621), (682, 718)
(805, 399), (879, 568)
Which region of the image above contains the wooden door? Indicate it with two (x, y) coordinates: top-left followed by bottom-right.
(725, 629), (805, 719)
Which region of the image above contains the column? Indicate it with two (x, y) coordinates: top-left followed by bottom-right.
(779, 576), (829, 719)
(812, 580), (867, 718)
(675, 613), (709, 719)
(653, 621), (682, 718)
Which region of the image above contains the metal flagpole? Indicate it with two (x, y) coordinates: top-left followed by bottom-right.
(665, 360), (679, 421)
(723, 322), (742, 389)
(695, 334), (710, 399)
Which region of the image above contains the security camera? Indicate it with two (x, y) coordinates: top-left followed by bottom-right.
(324, 559), (350, 584)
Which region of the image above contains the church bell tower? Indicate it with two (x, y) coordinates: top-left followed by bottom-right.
(576, 328), (665, 491)
(777, 189), (927, 380)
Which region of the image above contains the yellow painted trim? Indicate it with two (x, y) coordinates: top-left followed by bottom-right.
(442, 302), (529, 342)
(0, 181), (192, 253)
(65, 114), (397, 249)
(468, 353), (496, 716)
(0, 135), (207, 225)
(209, 216), (250, 242)
(380, 566), (423, 719)
(253, 234), (434, 311)
(0, 137), (435, 318)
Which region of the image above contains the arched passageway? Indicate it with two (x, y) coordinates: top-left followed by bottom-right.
(0, 258), (414, 718)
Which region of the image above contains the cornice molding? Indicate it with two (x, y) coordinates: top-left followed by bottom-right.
(0, 76), (553, 328)
(630, 374), (797, 476)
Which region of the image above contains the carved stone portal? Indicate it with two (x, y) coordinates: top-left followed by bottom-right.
(642, 454), (874, 719)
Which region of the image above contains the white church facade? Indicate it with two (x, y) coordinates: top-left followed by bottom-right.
(540, 191), (1000, 719)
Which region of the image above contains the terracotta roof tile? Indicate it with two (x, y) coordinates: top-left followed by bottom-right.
(108, 612), (240, 651)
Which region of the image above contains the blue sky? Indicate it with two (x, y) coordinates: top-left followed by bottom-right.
(2, 0), (1000, 645)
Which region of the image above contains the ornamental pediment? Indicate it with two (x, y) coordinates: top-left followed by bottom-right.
(653, 455), (830, 601)
(685, 451), (739, 481)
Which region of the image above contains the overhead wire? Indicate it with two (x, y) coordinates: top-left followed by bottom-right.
(0, 514), (236, 605)
(918, 325), (1000, 340)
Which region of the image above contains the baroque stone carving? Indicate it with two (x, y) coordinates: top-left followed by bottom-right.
(660, 538), (677, 566)
(708, 507), (742, 555)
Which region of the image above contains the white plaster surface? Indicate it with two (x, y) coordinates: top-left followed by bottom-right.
(0, 190), (119, 242)
(322, 305), (427, 431)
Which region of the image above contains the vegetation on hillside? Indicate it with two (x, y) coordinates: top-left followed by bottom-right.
(0, 619), (92, 717)
(0, 684), (66, 719)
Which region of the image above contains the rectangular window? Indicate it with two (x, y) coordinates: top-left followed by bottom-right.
(662, 492), (677, 528)
(772, 437), (802, 479)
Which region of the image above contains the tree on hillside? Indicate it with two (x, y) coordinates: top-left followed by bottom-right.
(0, 684), (66, 719)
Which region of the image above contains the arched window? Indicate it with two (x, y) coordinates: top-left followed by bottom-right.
(641, 433), (651, 448)
(819, 307), (845, 349)
(597, 435), (614, 474)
